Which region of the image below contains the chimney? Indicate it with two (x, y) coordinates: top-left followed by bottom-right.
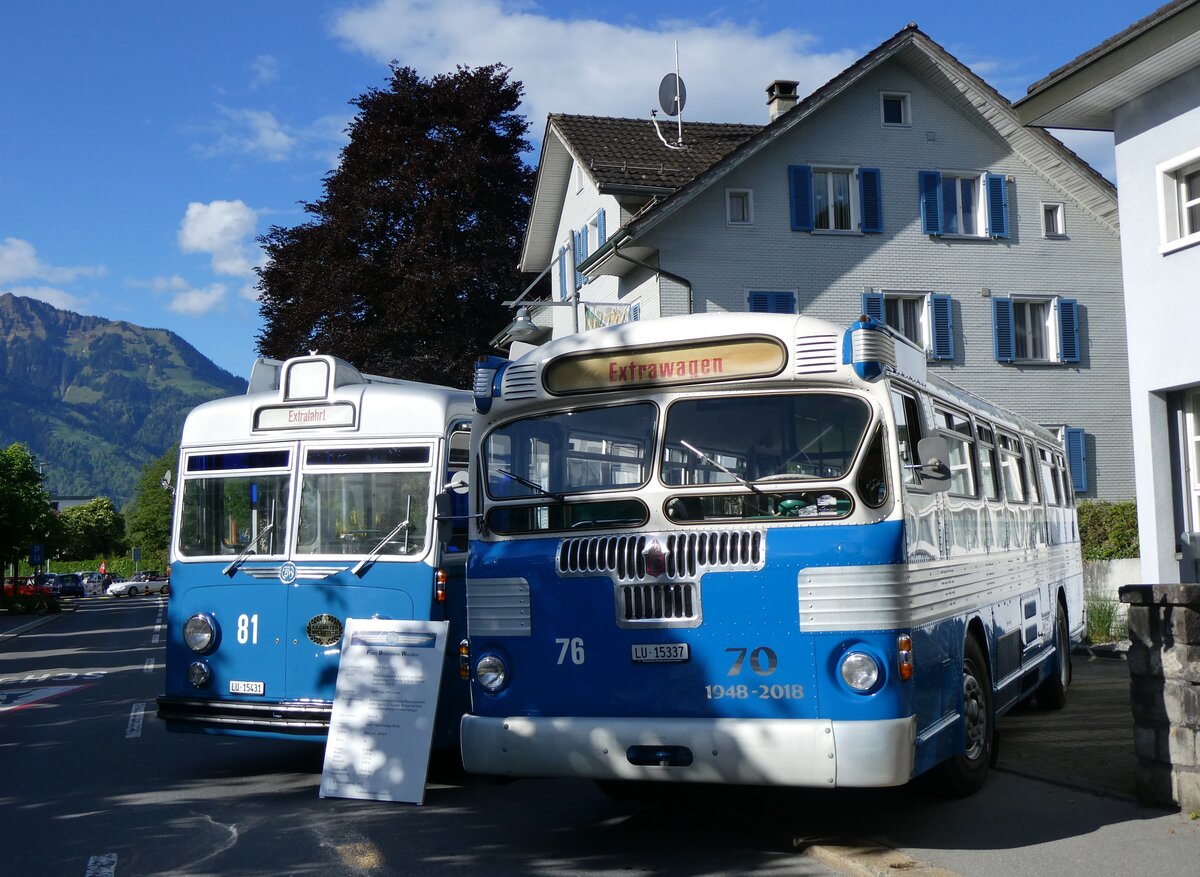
(766, 80), (799, 121)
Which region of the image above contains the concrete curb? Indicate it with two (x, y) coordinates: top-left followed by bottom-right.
(1072, 641), (1128, 660)
(798, 838), (961, 877)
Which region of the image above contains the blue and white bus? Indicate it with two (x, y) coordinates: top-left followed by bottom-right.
(158, 354), (473, 744)
(461, 312), (1082, 795)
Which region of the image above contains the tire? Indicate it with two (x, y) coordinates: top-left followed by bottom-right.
(128, 586), (139, 597)
(931, 635), (994, 797)
(1035, 601), (1071, 710)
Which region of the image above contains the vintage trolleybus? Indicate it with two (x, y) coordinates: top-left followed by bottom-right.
(158, 354), (472, 743)
(461, 312), (1082, 794)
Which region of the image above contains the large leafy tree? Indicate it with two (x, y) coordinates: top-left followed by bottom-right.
(125, 445), (178, 556)
(256, 63), (534, 387)
(56, 498), (126, 562)
(0, 443), (57, 577)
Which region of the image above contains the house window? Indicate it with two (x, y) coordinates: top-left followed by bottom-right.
(789, 165), (882, 233)
(1158, 147), (1200, 252)
(748, 290), (796, 314)
(726, 189), (754, 224)
(919, 170), (1008, 238)
(862, 291), (954, 360)
(1042, 202), (1065, 237)
(881, 92), (910, 127)
(992, 295), (1080, 363)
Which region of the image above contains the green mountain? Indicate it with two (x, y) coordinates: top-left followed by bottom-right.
(0, 293), (247, 508)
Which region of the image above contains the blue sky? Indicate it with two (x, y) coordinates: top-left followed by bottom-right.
(0, 1), (1157, 379)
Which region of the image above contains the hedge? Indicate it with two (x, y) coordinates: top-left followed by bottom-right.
(1078, 501), (1139, 561)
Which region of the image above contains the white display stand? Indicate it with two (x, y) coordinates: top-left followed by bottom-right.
(319, 618), (449, 804)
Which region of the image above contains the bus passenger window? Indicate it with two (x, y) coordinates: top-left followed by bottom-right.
(1024, 441), (1041, 504)
(977, 424), (1000, 501)
(998, 433), (1026, 502)
(935, 407), (977, 497)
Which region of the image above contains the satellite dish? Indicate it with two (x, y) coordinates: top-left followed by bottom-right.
(658, 73), (687, 117)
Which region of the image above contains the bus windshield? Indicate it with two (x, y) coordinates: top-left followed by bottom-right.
(177, 473), (291, 557)
(662, 393), (872, 486)
(296, 471), (430, 556)
(484, 402), (657, 499)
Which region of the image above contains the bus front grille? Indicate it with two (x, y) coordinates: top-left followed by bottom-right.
(557, 530), (765, 583)
(617, 581), (700, 627)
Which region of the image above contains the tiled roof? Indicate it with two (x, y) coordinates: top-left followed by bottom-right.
(550, 114), (760, 192)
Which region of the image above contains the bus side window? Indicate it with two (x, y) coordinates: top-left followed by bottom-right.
(977, 423), (1000, 501)
(890, 390), (923, 486)
(1024, 440), (1041, 504)
(934, 406), (977, 497)
(856, 424), (889, 507)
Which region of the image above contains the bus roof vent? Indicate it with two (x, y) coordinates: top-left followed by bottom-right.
(794, 333), (839, 376)
(501, 362), (540, 400)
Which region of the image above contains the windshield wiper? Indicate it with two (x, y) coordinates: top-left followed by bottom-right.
(757, 426), (836, 481)
(679, 440), (765, 496)
(352, 496), (414, 578)
(223, 523), (276, 577)
(494, 467), (565, 502)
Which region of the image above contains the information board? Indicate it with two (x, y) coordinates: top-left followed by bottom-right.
(319, 618), (449, 804)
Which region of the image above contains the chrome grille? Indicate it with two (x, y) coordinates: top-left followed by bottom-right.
(795, 333), (839, 375)
(618, 581), (698, 624)
(501, 363), (540, 400)
(557, 530), (765, 583)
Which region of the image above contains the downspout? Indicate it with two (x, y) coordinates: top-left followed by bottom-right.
(609, 236), (694, 315)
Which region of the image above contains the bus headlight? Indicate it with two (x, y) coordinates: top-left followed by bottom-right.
(184, 614), (217, 653)
(474, 654), (507, 693)
(840, 651), (880, 692)
(187, 661), (212, 688)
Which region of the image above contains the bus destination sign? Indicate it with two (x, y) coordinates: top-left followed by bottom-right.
(254, 402), (356, 431)
(543, 337), (788, 395)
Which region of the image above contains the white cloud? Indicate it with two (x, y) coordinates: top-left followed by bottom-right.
(3, 284), (88, 312)
(178, 200), (262, 278)
(207, 106), (296, 162)
(168, 282), (229, 316)
(251, 54), (281, 89)
(330, 0), (860, 127)
(0, 237), (106, 284)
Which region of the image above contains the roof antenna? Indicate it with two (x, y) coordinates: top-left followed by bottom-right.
(650, 41), (687, 150)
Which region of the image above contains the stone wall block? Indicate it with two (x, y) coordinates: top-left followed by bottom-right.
(1176, 770), (1200, 813)
(1130, 675), (1168, 722)
(1134, 724), (1166, 762)
(1125, 606), (1155, 647)
(1169, 606), (1200, 646)
(1135, 760), (1178, 809)
(1168, 725), (1199, 767)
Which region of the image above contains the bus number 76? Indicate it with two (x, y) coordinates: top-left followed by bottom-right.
(555, 637), (585, 665)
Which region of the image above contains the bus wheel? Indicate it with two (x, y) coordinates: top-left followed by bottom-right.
(931, 636), (993, 798)
(1035, 601), (1070, 711)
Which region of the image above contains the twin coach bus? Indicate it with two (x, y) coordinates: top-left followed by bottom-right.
(460, 312), (1082, 795)
(157, 354), (472, 745)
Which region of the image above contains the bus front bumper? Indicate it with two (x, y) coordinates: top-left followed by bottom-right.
(156, 696), (330, 738)
(460, 714), (916, 787)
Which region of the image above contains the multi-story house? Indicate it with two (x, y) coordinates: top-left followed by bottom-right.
(1017, 0), (1200, 579)
(512, 24), (1132, 501)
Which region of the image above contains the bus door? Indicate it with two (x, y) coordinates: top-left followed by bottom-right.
(283, 443), (435, 701)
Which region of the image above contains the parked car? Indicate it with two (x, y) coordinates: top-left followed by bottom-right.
(107, 577), (167, 597)
(78, 572), (106, 596)
(54, 573), (85, 597)
(35, 573), (60, 595)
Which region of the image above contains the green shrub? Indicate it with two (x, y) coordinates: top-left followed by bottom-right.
(1085, 593), (1124, 643)
(1078, 501), (1139, 561)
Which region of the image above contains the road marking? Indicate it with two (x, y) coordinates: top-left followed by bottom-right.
(143, 658), (156, 673)
(125, 703), (146, 739)
(84, 853), (117, 877)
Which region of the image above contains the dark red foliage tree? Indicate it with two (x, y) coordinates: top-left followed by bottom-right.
(256, 64), (533, 387)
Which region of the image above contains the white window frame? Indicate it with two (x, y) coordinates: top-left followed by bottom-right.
(573, 162), (585, 194)
(812, 164), (860, 233)
(1158, 145), (1200, 254)
(585, 212), (602, 253)
(1041, 201), (1065, 238)
(940, 171), (987, 238)
(879, 289), (932, 351)
(1010, 294), (1062, 363)
(726, 189), (754, 225)
(880, 91), (911, 128)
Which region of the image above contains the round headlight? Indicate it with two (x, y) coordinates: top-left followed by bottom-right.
(187, 661), (211, 688)
(840, 651), (880, 692)
(184, 614), (216, 653)
(474, 655), (507, 693)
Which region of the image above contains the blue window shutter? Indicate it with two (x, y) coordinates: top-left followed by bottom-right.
(573, 230), (584, 290)
(930, 294), (955, 360)
(861, 291), (884, 322)
(557, 246), (567, 301)
(788, 165), (813, 231)
(749, 291), (795, 314)
(1065, 427), (1088, 492)
(630, 302), (641, 321)
(859, 168), (883, 233)
(597, 209), (606, 245)
(1058, 298), (1080, 363)
(986, 173), (1009, 238)
(992, 297), (1015, 362)
(919, 170), (942, 235)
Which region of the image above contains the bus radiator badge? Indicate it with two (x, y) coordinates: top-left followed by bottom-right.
(307, 614), (344, 647)
(278, 562), (298, 585)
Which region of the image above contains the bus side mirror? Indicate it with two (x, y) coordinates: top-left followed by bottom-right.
(916, 436), (951, 493)
(434, 492), (454, 546)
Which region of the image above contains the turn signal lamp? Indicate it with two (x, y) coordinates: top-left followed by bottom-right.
(897, 634), (913, 681)
(435, 568), (448, 603)
(458, 639), (471, 680)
